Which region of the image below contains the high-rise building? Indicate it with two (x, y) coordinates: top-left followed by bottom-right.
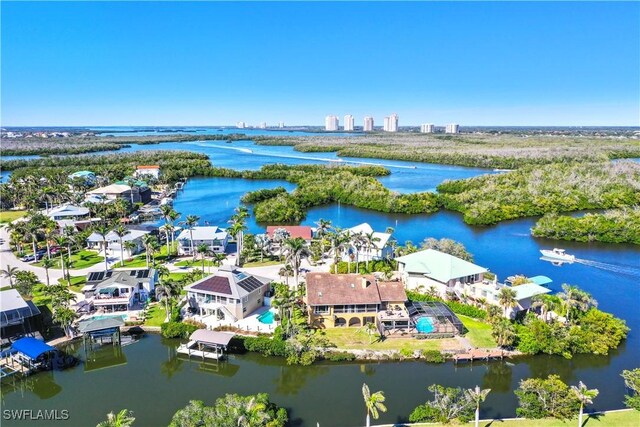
(445, 123), (460, 134)
(363, 116), (374, 131)
(278, 122), (284, 129)
(420, 124), (435, 133)
(236, 121), (246, 129)
(325, 115), (339, 131)
(344, 115), (354, 131)
(383, 113), (398, 132)
(259, 122), (267, 129)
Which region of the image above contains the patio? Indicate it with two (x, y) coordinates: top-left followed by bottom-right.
(188, 306), (277, 334)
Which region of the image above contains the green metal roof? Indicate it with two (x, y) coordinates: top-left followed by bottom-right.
(77, 317), (125, 333)
(513, 283), (552, 300)
(395, 249), (487, 283)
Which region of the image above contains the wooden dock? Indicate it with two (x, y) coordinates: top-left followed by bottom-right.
(453, 349), (505, 363)
(0, 355), (32, 378)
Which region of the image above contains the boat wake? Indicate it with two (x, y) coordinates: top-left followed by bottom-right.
(574, 258), (640, 277)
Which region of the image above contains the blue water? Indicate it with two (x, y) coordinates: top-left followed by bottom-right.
(258, 311), (275, 325)
(416, 316), (435, 333)
(90, 126), (360, 138)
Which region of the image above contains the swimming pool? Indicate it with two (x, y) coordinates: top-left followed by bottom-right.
(415, 316), (435, 333)
(89, 315), (127, 321)
(257, 311), (275, 325)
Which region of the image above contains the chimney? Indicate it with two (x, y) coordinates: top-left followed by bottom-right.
(361, 277), (369, 289)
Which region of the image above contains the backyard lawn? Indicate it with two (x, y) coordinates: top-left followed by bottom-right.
(0, 210), (27, 224)
(174, 258), (217, 268)
(397, 410), (640, 427)
(459, 315), (497, 348)
(243, 259), (283, 268)
(58, 276), (87, 293)
(323, 327), (459, 352)
(144, 302), (168, 327)
(119, 244), (171, 268)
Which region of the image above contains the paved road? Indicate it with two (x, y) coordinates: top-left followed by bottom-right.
(0, 225), (115, 287)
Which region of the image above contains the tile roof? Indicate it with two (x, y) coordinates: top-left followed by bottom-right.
(266, 226), (313, 240)
(306, 273), (407, 306)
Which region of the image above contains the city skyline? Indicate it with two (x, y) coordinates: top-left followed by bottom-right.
(2, 2), (639, 126)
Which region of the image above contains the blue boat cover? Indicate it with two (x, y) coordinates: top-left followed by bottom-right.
(11, 337), (55, 359)
(529, 275), (553, 286)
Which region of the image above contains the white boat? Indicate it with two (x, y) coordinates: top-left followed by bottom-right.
(540, 248), (575, 262)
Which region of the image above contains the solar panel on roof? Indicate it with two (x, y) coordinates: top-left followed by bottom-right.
(237, 277), (264, 293)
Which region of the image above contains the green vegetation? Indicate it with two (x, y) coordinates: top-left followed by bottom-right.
(532, 208), (640, 244)
(2, 133), (249, 156)
(438, 161), (640, 225)
(58, 275), (86, 293)
(241, 164), (439, 223)
(243, 259), (283, 267)
(169, 394), (287, 427)
(403, 410), (640, 427)
(409, 384), (479, 424)
(515, 375), (581, 420)
(621, 369), (640, 411)
(459, 315), (496, 348)
(407, 290), (488, 320)
(0, 210), (27, 223)
(143, 303), (169, 327)
(240, 186), (288, 203)
(323, 328), (450, 352)
(37, 250), (103, 270)
(331, 260), (397, 274)
(254, 133), (640, 168)
(161, 319), (204, 338)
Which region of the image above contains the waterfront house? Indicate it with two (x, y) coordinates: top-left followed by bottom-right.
(0, 289), (42, 341)
(343, 223), (395, 262)
(82, 269), (157, 312)
(134, 165), (161, 180)
(68, 170), (96, 186)
(86, 182), (151, 205)
(184, 265), (271, 322)
(395, 249), (487, 297)
(460, 275), (552, 318)
(176, 226), (229, 255)
(45, 204), (90, 221)
(86, 228), (151, 258)
(266, 225), (313, 242)
(305, 273), (407, 328)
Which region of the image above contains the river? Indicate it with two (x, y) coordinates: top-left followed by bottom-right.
(1, 132), (639, 426)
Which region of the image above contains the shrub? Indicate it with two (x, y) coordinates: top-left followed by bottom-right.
(423, 350), (446, 363)
(161, 321), (199, 339)
(243, 335), (289, 358)
(515, 375), (580, 420)
(323, 351), (356, 362)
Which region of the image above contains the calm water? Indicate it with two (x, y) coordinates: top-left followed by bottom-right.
(0, 334), (631, 427)
(2, 138), (639, 426)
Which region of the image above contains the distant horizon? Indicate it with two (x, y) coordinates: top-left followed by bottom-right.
(3, 124), (639, 129)
(2, 2), (638, 126)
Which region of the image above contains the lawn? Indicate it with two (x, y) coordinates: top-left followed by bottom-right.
(144, 302), (168, 326)
(174, 258), (218, 268)
(323, 327), (458, 352)
(396, 409), (640, 427)
(38, 250), (104, 270)
(118, 244), (172, 268)
(243, 259), (283, 268)
(58, 276), (87, 293)
(0, 210), (27, 224)
(459, 315), (497, 348)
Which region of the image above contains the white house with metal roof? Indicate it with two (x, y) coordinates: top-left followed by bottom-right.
(45, 204), (90, 221)
(82, 269), (157, 312)
(343, 223), (395, 262)
(395, 249), (488, 297)
(86, 228), (151, 258)
(176, 226), (229, 256)
(184, 265), (271, 322)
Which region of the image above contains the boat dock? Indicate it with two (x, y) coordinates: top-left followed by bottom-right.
(176, 329), (234, 361)
(453, 349), (506, 363)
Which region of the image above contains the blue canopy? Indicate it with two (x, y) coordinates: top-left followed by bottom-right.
(529, 275), (553, 286)
(11, 337), (55, 360)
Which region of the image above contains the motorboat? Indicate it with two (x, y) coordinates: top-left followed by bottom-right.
(540, 248), (575, 262)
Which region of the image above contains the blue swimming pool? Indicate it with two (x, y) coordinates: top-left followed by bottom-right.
(415, 316), (435, 333)
(90, 315), (127, 321)
(257, 311), (275, 325)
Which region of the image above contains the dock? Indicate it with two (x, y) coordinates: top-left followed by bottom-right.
(177, 342), (223, 360)
(453, 349), (505, 363)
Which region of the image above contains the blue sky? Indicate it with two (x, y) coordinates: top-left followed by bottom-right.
(2, 1), (639, 126)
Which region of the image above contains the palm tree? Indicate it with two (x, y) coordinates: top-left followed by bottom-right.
(41, 258), (56, 287)
(328, 228), (348, 274)
(197, 243), (209, 272)
(278, 264), (294, 286)
(497, 287), (518, 318)
(362, 231), (381, 270)
(160, 223), (174, 259)
(254, 234), (271, 263)
(314, 218), (332, 256)
(141, 234), (157, 269)
(52, 306), (76, 337)
(361, 322), (379, 344)
(558, 284), (597, 323)
(362, 383), (387, 427)
(282, 237), (310, 286)
(228, 206), (248, 266)
(571, 381), (599, 427)
(96, 409), (135, 427)
(94, 225), (111, 272)
(183, 214), (200, 260)
(167, 209), (181, 255)
(160, 204), (174, 256)
(1, 265), (19, 287)
(123, 240), (137, 261)
(113, 225), (130, 267)
(349, 231), (365, 274)
(53, 235), (71, 284)
(491, 318), (516, 348)
(466, 386), (491, 427)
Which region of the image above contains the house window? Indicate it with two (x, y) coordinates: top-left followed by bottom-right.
(243, 306), (247, 313)
(314, 306), (329, 314)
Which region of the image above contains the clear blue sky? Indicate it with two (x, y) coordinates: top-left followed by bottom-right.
(2, 1), (639, 126)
